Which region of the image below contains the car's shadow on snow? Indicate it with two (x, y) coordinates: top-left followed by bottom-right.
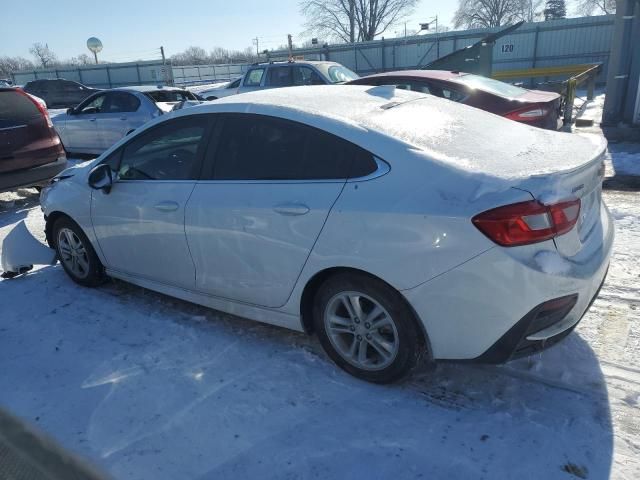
(0, 265), (613, 480)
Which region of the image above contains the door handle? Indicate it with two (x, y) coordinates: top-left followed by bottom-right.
(273, 203), (310, 216)
(89, 118), (96, 122)
(120, 117), (127, 120)
(154, 201), (179, 212)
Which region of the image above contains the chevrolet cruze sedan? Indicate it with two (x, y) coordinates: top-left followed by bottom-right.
(39, 85), (613, 383)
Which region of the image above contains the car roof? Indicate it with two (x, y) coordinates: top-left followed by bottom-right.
(113, 85), (187, 93)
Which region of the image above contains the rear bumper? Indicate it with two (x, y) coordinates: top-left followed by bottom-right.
(0, 156), (68, 193)
(402, 203), (614, 360)
(472, 267), (608, 363)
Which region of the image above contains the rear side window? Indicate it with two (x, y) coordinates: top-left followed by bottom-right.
(267, 66), (292, 87)
(145, 90), (196, 102)
(244, 69), (264, 87)
(0, 91), (41, 126)
(210, 114), (377, 181)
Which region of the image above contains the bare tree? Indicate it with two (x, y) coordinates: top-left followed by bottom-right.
(29, 42), (57, 68)
(0, 56), (34, 77)
(523, 0), (545, 21)
(68, 53), (93, 66)
(575, 0), (616, 15)
(453, 0), (532, 29)
(170, 46), (209, 65)
(301, 0), (419, 43)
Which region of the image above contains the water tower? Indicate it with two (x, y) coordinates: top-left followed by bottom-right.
(86, 37), (103, 64)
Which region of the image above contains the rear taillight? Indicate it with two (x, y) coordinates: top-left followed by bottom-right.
(16, 88), (53, 127)
(472, 199), (581, 247)
(505, 106), (548, 121)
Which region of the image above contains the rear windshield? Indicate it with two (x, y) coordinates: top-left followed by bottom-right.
(0, 90), (40, 127)
(145, 90), (197, 102)
(455, 74), (527, 98)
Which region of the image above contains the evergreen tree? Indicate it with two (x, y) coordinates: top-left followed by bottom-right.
(544, 0), (567, 20)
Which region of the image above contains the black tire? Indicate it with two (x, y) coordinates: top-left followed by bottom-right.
(313, 272), (423, 384)
(52, 216), (106, 287)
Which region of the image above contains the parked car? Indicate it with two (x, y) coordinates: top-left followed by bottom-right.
(23, 79), (100, 109)
(348, 70), (563, 130)
(198, 78), (242, 100)
(220, 61), (359, 97)
(0, 79), (13, 87)
(52, 86), (199, 155)
(0, 87), (67, 192)
(39, 85), (612, 383)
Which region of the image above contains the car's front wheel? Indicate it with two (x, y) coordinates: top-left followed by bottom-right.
(53, 216), (105, 287)
(313, 273), (423, 383)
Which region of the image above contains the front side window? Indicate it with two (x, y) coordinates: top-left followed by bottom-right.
(78, 94), (106, 114)
(244, 68), (265, 87)
(267, 67), (292, 87)
(117, 117), (208, 181)
(211, 114), (377, 181)
(104, 92), (141, 113)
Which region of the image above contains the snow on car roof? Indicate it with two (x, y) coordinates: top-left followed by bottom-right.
(205, 85), (606, 180)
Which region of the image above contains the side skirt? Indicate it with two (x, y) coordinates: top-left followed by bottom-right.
(105, 268), (305, 332)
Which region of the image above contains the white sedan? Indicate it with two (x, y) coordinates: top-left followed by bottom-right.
(37, 85), (613, 383)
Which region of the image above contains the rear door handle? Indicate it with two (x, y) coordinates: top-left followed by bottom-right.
(273, 203), (310, 216)
(89, 118), (97, 122)
(154, 201), (179, 212)
(120, 117), (127, 120)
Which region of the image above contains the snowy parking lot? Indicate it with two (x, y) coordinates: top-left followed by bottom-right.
(0, 142), (638, 480)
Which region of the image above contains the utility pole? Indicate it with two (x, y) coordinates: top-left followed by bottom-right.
(160, 46), (166, 65)
(420, 15), (440, 59)
(253, 37), (260, 56)
(287, 34), (293, 60)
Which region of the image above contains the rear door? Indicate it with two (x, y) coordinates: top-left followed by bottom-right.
(185, 113), (377, 308)
(91, 115), (212, 288)
(95, 92), (145, 150)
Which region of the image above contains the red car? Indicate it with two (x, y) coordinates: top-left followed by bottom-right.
(0, 88), (67, 192)
(348, 70), (563, 130)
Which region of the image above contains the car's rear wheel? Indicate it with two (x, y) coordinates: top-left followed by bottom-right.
(53, 217), (105, 287)
(313, 273), (422, 383)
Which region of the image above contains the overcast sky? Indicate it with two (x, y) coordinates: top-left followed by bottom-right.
(3, 0), (583, 62)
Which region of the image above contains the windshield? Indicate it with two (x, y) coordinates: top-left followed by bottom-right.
(455, 73), (528, 98)
(145, 90), (197, 102)
(327, 65), (359, 83)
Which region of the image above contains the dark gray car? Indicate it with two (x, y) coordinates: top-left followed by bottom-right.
(23, 79), (99, 109)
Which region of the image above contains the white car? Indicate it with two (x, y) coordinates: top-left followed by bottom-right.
(52, 86), (199, 155)
(197, 78), (242, 100)
(38, 85), (613, 383)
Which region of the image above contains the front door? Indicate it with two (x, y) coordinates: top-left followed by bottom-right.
(64, 93), (105, 153)
(91, 115), (212, 289)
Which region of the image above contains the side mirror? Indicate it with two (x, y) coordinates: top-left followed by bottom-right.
(88, 164), (113, 193)
(66, 107), (75, 115)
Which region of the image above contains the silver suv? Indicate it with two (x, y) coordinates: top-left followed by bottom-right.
(237, 61), (359, 94)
